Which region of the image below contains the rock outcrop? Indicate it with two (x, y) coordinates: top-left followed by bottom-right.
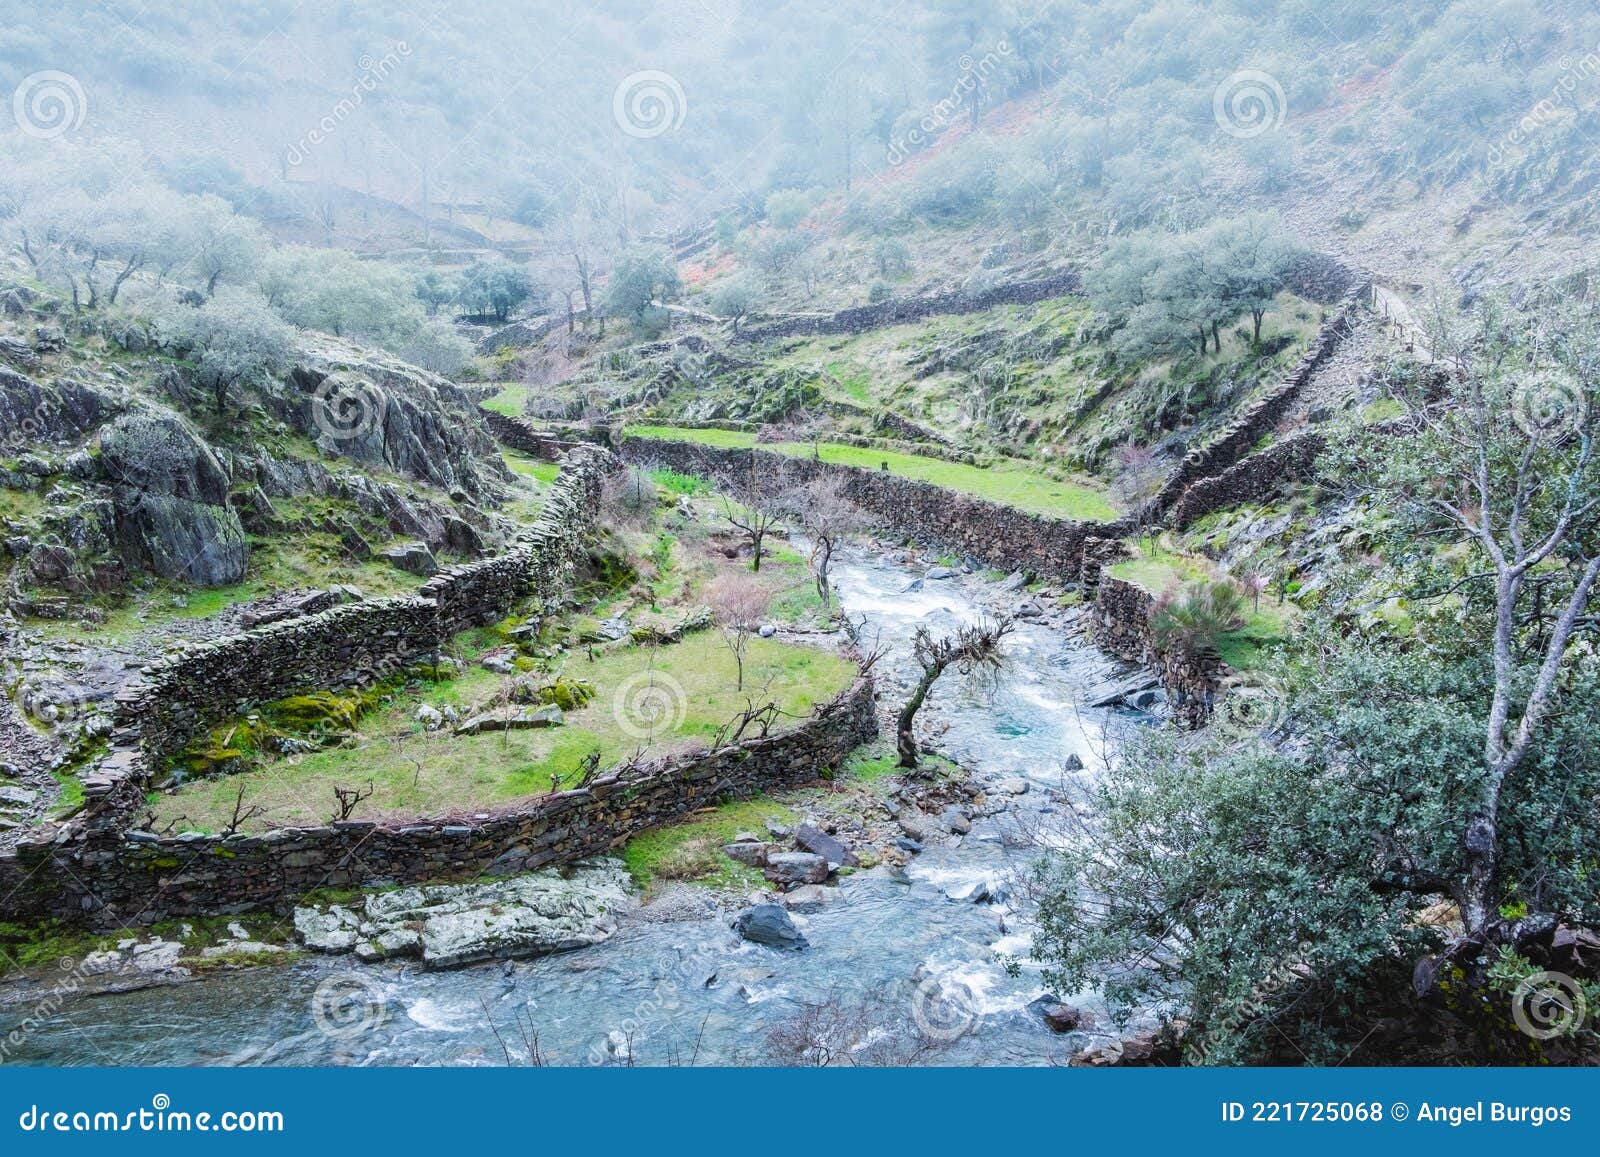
(98, 407), (247, 586)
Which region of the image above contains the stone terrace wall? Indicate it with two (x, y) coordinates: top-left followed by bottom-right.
(1146, 280), (1371, 523)
(736, 271), (1083, 342)
(1168, 429), (1327, 530)
(1092, 575), (1216, 727)
(480, 408), (583, 459)
(619, 436), (1129, 579)
(0, 676), (876, 926)
(89, 446), (615, 824)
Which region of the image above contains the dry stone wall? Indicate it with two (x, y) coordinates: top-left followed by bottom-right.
(0, 676), (876, 926)
(58, 446), (615, 838)
(618, 435), (1130, 579)
(1167, 430), (1327, 530)
(735, 271), (1084, 342)
(1146, 280), (1371, 523)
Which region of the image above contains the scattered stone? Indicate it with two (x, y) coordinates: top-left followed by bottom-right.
(723, 841), (770, 867)
(939, 806), (972, 835)
(794, 822), (858, 867)
(894, 836), (924, 854)
(925, 566), (957, 580)
(733, 903), (808, 950)
(763, 851), (829, 888)
(416, 704), (444, 730)
(382, 541), (438, 576)
(757, 623), (777, 638)
(995, 777), (1030, 795)
(997, 571), (1029, 593)
(453, 704), (563, 735)
(481, 653), (517, 675)
(1063, 753), (1084, 771)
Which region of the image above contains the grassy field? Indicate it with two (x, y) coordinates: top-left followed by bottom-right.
(149, 632), (858, 833)
(627, 425), (1118, 521)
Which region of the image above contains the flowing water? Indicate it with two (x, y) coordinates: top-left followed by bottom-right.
(2, 550), (1146, 1067)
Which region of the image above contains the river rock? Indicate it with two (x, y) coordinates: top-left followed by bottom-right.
(733, 903), (808, 950)
(296, 861), (632, 969)
(294, 905), (361, 952)
(779, 884), (842, 912)
(939, 806), (972, 835)
(1063, 753), (1084, 771)
(794, 823), (858, 867)
(995, 777), (1029, 795)
(723, 840), (771, 867)
(764, 852), (829, 888)
(1029, 996), (1089, 1032)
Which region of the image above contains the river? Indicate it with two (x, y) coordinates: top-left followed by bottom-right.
(2, 548), (1146, 1066)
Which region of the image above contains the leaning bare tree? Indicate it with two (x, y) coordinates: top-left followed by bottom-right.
(787, 475), (870, 609)
(896, 617), (1013, 769)
(1367, 292), (1600, 945)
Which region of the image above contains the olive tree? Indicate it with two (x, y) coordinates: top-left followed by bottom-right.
(157, 288), (297, 414)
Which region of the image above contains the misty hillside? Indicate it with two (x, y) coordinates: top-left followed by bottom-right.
(5, 0), (1600, 1073)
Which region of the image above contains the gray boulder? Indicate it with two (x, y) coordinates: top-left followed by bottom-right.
(794, 823), (858, 867)
(733, 903), (808, 950)
(453, 704), (563, 736)
(764, 852), (829, 888)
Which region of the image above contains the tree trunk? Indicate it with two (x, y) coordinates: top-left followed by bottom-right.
(751, 529), (765, 572)
(896, 664), (942, 768)
(1252, 309), (1265, 345)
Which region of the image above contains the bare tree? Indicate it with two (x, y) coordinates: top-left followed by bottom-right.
(1111, 442), (1166, 549)
(331, 781), (374, 821)
(221, 782), (265, 836)
(897, 617), (1013, 769)
(706, 572), (772, 691)
(787, 476), (869, 609)
(723, 472), (785, 573)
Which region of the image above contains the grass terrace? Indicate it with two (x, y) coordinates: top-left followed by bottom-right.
(147, 631), (858, 834)
(626, 425), (1118, 521)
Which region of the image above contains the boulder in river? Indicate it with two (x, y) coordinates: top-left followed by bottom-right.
(292, 860), (632, 969)
(733, 903), (808, 950)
